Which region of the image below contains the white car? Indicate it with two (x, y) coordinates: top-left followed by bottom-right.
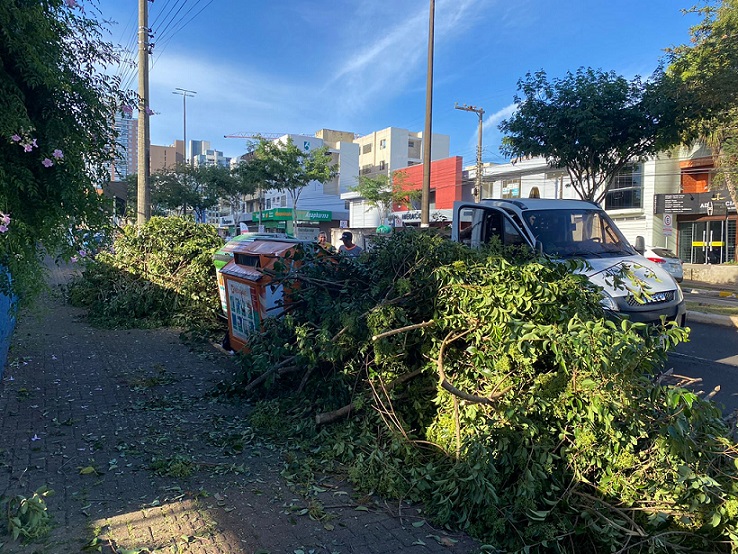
(643, 246), (684, 283)
(452, 199), (687, 326)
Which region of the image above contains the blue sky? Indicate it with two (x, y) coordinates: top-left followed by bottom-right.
(92, 0), (700, 165)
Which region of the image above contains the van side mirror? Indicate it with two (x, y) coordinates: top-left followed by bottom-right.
(634, 236), (645, 255)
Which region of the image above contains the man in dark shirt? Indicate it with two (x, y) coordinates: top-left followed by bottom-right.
(338, 231), (363, 257)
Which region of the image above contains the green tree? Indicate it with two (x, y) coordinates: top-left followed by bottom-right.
(236, 137), (337, 232)
(151, 164), (225, 220)
(499, 68), (684, 204)
(667, 0), (738, 210)
(350, 171), (419, 225)
(0, 0), (132, 303)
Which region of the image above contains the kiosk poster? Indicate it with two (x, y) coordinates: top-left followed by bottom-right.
(227, 280), (260, 342)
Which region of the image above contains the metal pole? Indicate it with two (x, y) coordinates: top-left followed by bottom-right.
(475, 110), (483, 202)
(420, 0), (435, 228)
(136, 0), (151, 225)
(173, 88), (196, 165)
(454, 103), (485, 202)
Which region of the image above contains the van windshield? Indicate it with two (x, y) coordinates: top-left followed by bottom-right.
(523, 209), (637, 259)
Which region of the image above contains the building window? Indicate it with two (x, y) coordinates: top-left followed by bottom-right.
(379, 160), (386, 171)
(363, 144), (372, 154)
(501, 179), (521, 199)
(281, 195), (286, 207)
(605, 164), (642, 210)
(361, 165), (372, 175)
(379, 139), (386, 149)
(408, 140), (415, 148)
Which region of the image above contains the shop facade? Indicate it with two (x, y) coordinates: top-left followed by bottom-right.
(246, 208), (336, 240)
(654, 191), (737, 264)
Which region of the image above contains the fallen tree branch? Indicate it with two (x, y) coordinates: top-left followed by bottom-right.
(314, 368), (425, 426)
(437, 330), (511, 406)
(315, 403), (354, 425)
(372, 320), (436, 341)
(243, 356), (299, 392)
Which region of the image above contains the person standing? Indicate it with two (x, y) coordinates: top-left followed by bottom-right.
(317, 231), (333, 251)
(338, 231), (363, 257)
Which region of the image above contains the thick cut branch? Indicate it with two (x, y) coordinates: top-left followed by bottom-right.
(436, 330), (510, 406)
(243, 356), (299, 392)
(372, 320), (435, 341)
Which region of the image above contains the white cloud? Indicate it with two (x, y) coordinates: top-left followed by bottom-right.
(325, 0), (497, 114)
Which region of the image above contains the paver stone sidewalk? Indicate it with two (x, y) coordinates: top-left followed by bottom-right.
(0, 263), (479, 553)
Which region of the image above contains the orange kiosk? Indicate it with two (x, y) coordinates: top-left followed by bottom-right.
(219, 238), (302, 352)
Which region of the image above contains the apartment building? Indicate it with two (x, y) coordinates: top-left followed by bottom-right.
(110, 112), (138, 181)
(191, 140), (231, 168)
(150, 140), (184, 174)
(343, 127), (451, 228)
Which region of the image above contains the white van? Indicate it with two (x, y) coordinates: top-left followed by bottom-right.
(451, 198), (686, 326)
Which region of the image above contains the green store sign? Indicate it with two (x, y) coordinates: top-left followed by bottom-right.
(257, 208), (332, 222)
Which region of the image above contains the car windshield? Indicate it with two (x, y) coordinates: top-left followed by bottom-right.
(523, 209), (636, 259)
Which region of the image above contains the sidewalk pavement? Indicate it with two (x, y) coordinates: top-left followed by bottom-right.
(0, 263), (480, 553)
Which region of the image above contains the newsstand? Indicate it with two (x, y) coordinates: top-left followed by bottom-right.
(213, 232), (291, 316)
(219, 238), (302, 353)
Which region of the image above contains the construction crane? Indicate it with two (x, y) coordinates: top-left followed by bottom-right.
(223, 132), (285, 141)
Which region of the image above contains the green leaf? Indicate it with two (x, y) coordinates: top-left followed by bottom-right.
(412, 520), (426, 528)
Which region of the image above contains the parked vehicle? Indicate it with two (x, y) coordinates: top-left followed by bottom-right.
(643, 246), (684, 283)
(451, 198), (686, 326)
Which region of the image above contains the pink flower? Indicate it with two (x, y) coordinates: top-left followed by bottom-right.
(70, 256), (78, 263)
(64, 0), (77, 7)
(53, 149), (64, 159)
(121, 105), (133, 115)
(42, 158), (54, 167)
(31, 138), (37, 148)
(0, 212), (9, 226)
(79, 250), (87, 258)
(23, 144), (33, 152)
(0, 224), (7, 234)
(31, 434), (40, 441)
(10, 134), (21, 142)
(145, 107), (155, 116)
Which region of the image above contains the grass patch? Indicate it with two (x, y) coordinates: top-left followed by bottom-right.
(686, 301), (738, 317)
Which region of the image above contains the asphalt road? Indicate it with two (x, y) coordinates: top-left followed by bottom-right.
(668, 319), (738, 415)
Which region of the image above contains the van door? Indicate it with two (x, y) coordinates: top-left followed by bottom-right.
(452, 203), (532, 249)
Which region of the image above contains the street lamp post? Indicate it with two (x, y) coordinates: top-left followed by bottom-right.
(455, 103), (485, 203)
(172, 88), (196, 164)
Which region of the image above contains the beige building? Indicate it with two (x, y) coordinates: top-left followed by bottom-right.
(353, 127), (450, 178)
(150, 140), (184, 174)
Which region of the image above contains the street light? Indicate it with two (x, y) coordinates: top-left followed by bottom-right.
(454, 103), (485, 202)
(172, 88), (196, 164)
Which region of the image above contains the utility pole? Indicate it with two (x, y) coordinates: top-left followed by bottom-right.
(136, 0), (151, 224)
(421, 0), (435, 228)
(173, 88), (196, 165)
(455, 103), (484, 203)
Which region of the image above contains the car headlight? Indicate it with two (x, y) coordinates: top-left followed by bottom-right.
(674, 285), (684, 302)
(599, 290), (618, 311)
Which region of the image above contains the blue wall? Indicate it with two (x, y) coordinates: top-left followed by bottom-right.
(0, 270), (16, 378)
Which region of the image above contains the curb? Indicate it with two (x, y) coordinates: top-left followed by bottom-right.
(686, 310), (738, 328)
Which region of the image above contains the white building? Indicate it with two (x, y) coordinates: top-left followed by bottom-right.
(343, 127), (451, 228)
(191, 140), (231, 168)
(223, 130), (357, 238)
(477, 148), (717, 253)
